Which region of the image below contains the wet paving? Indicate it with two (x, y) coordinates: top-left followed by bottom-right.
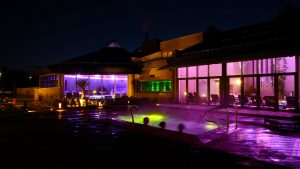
(0, 106), (299, 168)
(55, 106), (300, 168)
(207, 124), (300, 169)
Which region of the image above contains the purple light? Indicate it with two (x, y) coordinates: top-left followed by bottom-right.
(64, 74), (127, 80)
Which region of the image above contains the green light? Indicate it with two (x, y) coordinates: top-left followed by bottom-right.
(151, 82), (154, 92)
(140, 80), (172, 92)
(205, 122), (218, 130)
(117, 114), (166, 126)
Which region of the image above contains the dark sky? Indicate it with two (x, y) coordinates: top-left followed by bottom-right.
(1, 0), (300, 69)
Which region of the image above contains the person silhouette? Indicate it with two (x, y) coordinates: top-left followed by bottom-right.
(178, 123), (185, 133)
(159, 121), (166, 129)
(143, 117), (149, 125)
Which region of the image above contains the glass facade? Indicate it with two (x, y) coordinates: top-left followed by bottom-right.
(229, 77), (241, 106)
(177, 65), (221, 104)
(40, 74), (58, 88)
(178, 80), (186, 103)
(244, 77), (257, 108)
(177, 56), (296, 111)
(64, 74), (128, 99)
(198, 79), (208, 104)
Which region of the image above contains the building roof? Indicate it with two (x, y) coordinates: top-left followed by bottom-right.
(169, 5), (300, 67)
(48, 41), (142, 74)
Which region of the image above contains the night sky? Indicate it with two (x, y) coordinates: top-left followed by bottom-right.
(1, 0), (300, 69)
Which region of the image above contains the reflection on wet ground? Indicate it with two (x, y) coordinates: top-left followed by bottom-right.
(208, 125), (300, 168)
(56, 106), (300, 168)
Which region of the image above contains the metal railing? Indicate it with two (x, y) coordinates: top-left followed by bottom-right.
(204, 105), (238, 132)
(127, 105), (139, 123)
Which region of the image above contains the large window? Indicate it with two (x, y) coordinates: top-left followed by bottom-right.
(186, 79), (196, 104)
(176, 56), (296, 111)
(260, 76), (275, 109)
(177, 64), (222, 105)
(139, 80), (172, 93)
(210, 78), (220, 105)
(244, 77), (257, 108)
(209, 64), (222, 76)
(227, 62), (241, 75)
(178, 67), (187, 78)
(198, 65), (208, 77)
(188, 66), (197, 78)
(64, 74), (128, 99)
(242, 60), (254, 75)
(178, 80), (186, 103)
(278, 75), (295, 110)
(198, 79), (208, 104)
(40, 74), (58, 88)
(229, 77), (241, 106)
(276, 57), (296, 73)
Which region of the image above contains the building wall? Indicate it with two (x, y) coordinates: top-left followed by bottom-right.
(34, 87), (62, 102)
(135, 59), (174, 102)
(135, 92), (173, 102)
(17, 87), (35, 98)
(134, 32), (203, 102)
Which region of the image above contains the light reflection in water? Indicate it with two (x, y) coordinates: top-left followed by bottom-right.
(293, 139), (300, 157)
(116, 111), (217, 134)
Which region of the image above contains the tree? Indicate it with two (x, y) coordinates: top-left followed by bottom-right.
(76, 79), (89, 99)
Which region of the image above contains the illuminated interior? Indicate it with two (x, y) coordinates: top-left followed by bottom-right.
(139, 80), (172, 92)
(64, 74), (128, 99)
(177, 56), (296, 110)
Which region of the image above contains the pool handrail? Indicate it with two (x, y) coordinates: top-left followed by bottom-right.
(204, 105), (238, 132)
(127, 104), (139, 123)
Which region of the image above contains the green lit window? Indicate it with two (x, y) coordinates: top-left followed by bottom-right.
(139, 80), (172, 92)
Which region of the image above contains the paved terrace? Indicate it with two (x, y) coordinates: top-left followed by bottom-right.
(155, 104), (300, 168)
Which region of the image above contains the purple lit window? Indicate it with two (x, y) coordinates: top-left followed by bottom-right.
(242, 60), (254, 75)
(276, 56), (296, 73)
(209, 64), (222, 76)
(260, 76), (275, 109)
(198, 79), (208, 104)
(198, 65), (208, 77)
(64, 74), (128, 99)
(227, 62), (241, 75)
(188, 66), (197, 78)
(178, 67), (187, 78)
(188, 79), (196, 93)
(178, 80), (186, 103)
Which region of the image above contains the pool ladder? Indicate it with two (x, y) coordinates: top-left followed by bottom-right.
(127, 105), (139, 123)
(204, 105), (238, 133)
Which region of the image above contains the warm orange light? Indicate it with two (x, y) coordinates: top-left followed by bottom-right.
(58, 103), (62, 109)
(235, 79), (241, 86)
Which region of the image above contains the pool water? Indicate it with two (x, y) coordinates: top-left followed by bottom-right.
(116, 106), (218, 135)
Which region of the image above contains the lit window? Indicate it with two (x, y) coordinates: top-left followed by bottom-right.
(139, 80), (172, 93)
(178, 67), (187, 78)
(227, 62), (241, 75)
(188, 66), (197, 78)
(209, 64), (222, 76)
(40, 74), (58, 88)
(198, 65), (208, 77)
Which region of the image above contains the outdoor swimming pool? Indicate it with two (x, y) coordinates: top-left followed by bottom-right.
(116, 106), (219, 135)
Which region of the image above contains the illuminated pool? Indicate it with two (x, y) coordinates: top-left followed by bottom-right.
(116, 106), (218, 135)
